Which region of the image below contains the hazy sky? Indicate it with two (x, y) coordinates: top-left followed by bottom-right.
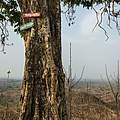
(0, 6), (120, 80)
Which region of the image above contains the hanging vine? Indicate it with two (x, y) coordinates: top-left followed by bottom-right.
(0, 20), (9, 53)
(0, 0), (21, 53)
(62, 0), (120, 40)
(92, 0), (120, 40)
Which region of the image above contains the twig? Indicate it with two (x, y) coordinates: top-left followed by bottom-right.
(71, 65), (85, 88)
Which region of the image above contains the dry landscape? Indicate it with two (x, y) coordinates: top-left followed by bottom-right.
(0, 79), (119, 120)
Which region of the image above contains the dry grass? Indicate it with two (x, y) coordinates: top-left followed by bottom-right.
(0, 81), (119, 120)
(71, 91), (117, 120)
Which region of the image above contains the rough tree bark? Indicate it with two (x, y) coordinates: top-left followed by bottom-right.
(17, 0), (67, 120)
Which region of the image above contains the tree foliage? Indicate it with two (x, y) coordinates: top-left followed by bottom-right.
(62, 0), (120, 7)
(0, 0), (21, 31)
(0, 0), (21, 52)
(0, 0), (120, 31)
(0, 0), (120, 52)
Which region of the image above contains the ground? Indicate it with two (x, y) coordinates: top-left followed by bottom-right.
(0, 79), (119, 120)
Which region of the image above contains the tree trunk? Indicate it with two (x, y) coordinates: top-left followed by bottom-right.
(17, 0), (67, 120)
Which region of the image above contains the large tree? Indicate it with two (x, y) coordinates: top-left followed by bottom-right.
(0, 0), (120, 120)
(18, 0), (68, 120)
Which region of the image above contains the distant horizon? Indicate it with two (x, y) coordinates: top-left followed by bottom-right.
(0, 77), (108, 82)
(0, 78), (22, 81)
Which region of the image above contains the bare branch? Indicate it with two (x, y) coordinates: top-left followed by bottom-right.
(71, 65), (85, 88)
(92, 7), (99, 32)
(117, 60), (120, 94)
(98, 9), (109, 41)
(110, 74), (117, 84)
(92, 1), (120, 41)
(105, 64), (116, 98)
